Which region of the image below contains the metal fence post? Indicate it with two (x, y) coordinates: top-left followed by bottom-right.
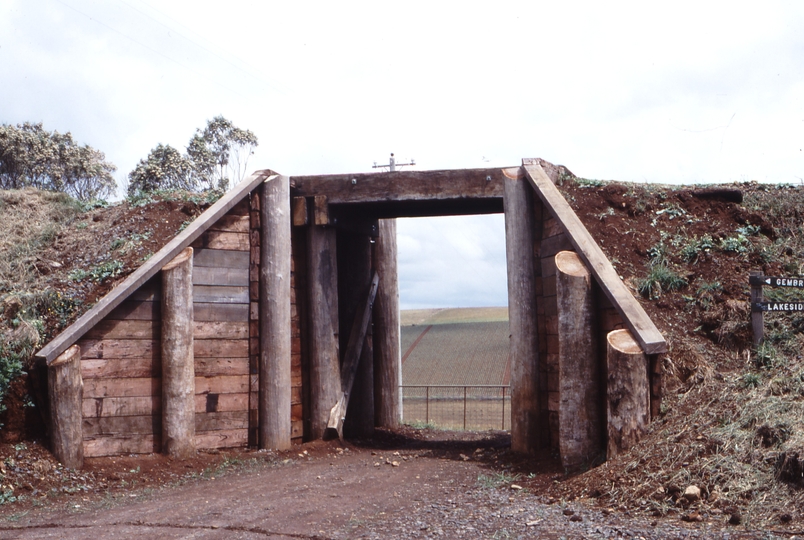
(425, 386), (429, 425)
(501, 386), (506, 430)
(463, 386), (467, 430)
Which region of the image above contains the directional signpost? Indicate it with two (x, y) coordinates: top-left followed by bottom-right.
(749, 271), (804, 344)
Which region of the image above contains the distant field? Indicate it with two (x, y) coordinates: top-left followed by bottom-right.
(399, 307), (511, 429)
(401, 321), (510, 385)
(400, 306), (508, 326)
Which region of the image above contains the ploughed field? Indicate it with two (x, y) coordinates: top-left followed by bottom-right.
(400, 308), (511, 430)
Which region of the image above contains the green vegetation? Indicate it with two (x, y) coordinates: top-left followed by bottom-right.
(637, 264), (688, 300)
(476, 472), (521, 489)
(68, 259), (124, 283)
(0, 122), (116, 200)
(128, 116), (258, 195)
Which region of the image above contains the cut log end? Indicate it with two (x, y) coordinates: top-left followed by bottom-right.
(607, 328), (643, 354)
(48, 344), (80, 367)
(502, 167), (523, 180)
(555, 250), (589, 278)
(162, 247), (194, 271)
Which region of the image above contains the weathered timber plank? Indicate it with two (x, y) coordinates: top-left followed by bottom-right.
(292, 196), (308, 226)
(292, 167), (508, 204)
(192, 231), (249, 251)
(36, 170), (277, 363)
(195, 410), (249, 431)
(85, 320), (158, 340)
(128, 282), (159, 301)
(193, 303), (249, 322)
(193, 249), (249, 269)
(83, 415), (157, 436)
(195, 393), (251, 413)
(195, 429), (248, 449)
(79, 339), (157, 360)
(84, 377), (160, 398)
(523, 160), (667, 354)
(82, 396), (159, 418)
(82, 358), (158, 379)
(194, 357), (249, 377)
(193, 267), (249, 287)
(194, 321), (249, 340)
(540, 234), (573, 258)
(291, 403), (303, 421)
(195, 375), (249, 394)
(194, 339), (248, 358)
(229, 199), (250, 216)
(83, 434), (159, 457)
(85, 320), (247, 340)
(107, 300), (160, 321)
(208, 214), (250, 233)
(193, 285), (249, 304)
(291, 420), (303, 439)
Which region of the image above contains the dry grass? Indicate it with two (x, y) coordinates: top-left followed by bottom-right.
(0, 188), (84, 291)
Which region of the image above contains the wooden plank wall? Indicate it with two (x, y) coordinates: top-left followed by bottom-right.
(536, 186), (625, 452)
(79, 276), (162, 457)
(191, 198), (251, 450)
(78, 195), (307, 457)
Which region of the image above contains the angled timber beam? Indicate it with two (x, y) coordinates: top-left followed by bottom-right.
(522, 159), (667, 355)
(291, 167), (508, 205)
(327, 271), (380, 439)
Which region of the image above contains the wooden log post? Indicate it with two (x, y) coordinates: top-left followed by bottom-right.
(373, 219), (402, 427)
(161, 247), (195, 458)
(307, 225), (342, 440)
(555, 250), (602, 470)
(606, 328), (649, 459)
(503, 168), (541, 454)
(260, 175), (292, 450)
(48, 344), (83, 469)
(750, 269), (764, 345)
(338, 229), (375, 438)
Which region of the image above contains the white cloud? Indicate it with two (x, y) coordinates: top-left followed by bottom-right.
(2, 0), (803, 307)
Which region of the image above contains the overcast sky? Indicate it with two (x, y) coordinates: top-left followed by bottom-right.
(2, 1), (803, 309)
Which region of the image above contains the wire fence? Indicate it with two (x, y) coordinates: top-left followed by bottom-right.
(401, 385), (510, 431)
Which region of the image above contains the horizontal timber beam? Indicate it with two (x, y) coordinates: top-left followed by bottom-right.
(291, 167), (517, 206)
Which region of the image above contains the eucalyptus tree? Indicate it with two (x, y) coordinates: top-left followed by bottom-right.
(0, 122), (117, 200)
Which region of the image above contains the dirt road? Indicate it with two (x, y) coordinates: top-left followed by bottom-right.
(0, 432), (771, 540)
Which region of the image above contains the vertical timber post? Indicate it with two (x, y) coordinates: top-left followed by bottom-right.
(48, 344), (83, 469)
(307, 225), (342, 439)
(504, 168), (541, 454)
(555, 250), (602, 469)
(338, 228), (375, 437)
(750, 270), (764, 345)
(606, 328), (649, 459)
(260, 175), (292, 450)
(161, 247), (195, 458)
(373, 219), (402, 427)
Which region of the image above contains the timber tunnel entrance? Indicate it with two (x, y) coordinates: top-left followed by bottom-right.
(290, 158), (665, 468)
(38, 158), (665, 471)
